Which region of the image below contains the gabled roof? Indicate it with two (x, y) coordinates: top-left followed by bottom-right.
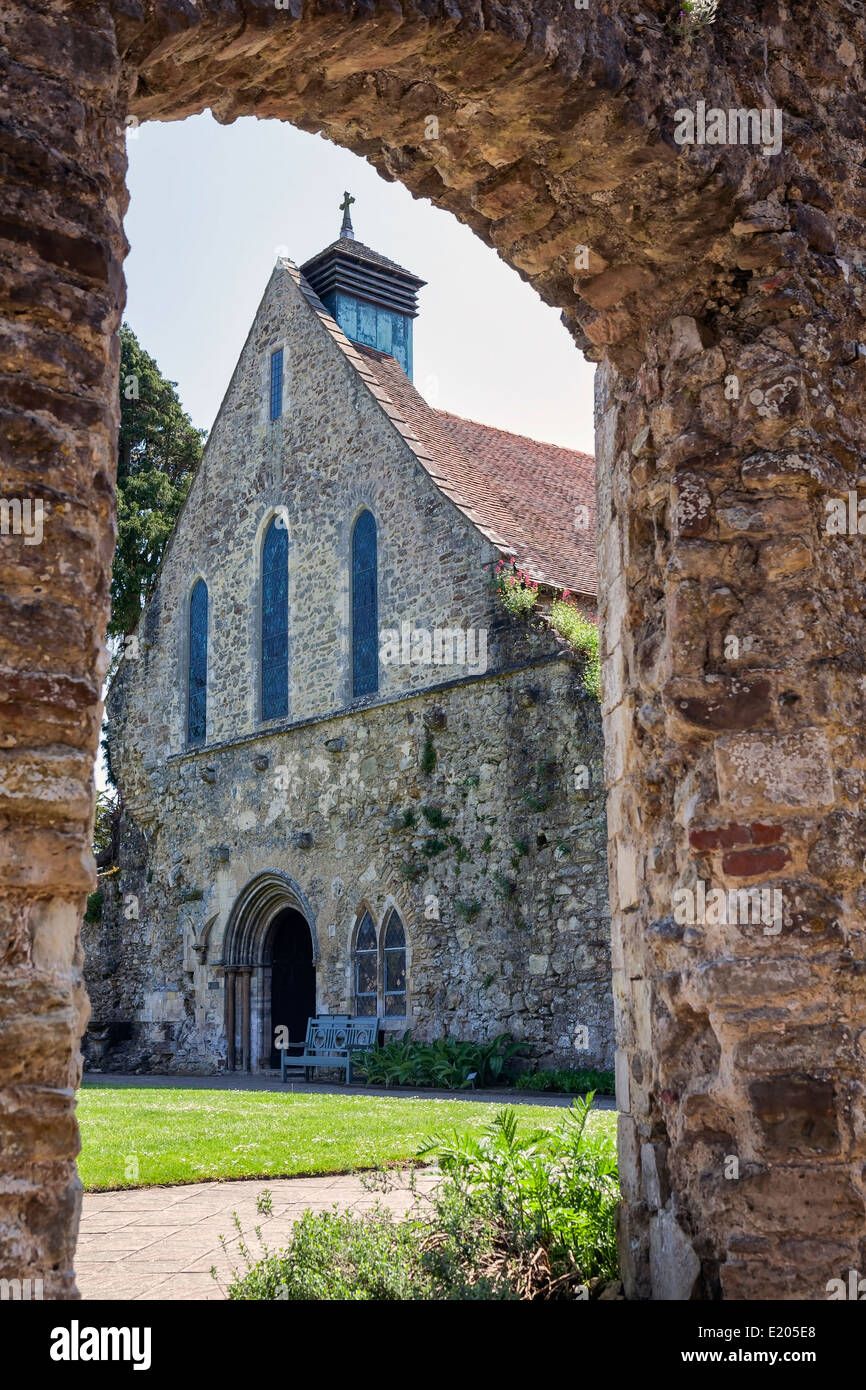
(285, 258), (596, 597)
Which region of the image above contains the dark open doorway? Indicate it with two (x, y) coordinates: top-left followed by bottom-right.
(267, 908), (315, 1069)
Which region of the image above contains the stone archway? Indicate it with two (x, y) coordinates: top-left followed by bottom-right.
(222, 872), (318, 1072)
(3, 1), (865, 1300)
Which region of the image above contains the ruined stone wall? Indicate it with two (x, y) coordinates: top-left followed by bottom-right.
(87, 659), (611, 1075)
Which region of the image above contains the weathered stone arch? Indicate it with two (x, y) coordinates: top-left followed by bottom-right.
(222, 870), (319, 967)
(3, 0), (864, 1300)
(221, 870), (318, 1071)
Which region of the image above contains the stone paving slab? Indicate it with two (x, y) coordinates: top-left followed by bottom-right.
(76, 1170), (438, 1301)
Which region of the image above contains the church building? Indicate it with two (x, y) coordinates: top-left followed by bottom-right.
(86, 200), (613, 1076)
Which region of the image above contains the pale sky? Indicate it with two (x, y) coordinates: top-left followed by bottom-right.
(123, 113), (595, 454)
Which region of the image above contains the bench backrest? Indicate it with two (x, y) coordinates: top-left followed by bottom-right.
(303, 1016), (379, 1054)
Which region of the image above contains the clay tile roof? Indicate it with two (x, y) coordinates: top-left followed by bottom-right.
(287, 257), (596, 595)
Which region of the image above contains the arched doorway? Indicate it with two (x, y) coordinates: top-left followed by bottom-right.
(222, 872), (319, 1072)
(266, 908), (315, 1068)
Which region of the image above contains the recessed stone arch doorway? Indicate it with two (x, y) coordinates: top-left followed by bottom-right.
(222, 873), (318, 1073)
(5, 0), (865, 1300)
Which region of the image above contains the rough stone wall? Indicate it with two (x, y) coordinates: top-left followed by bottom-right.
(3, 0), (865, 1301)
(88, 661), (611, 1075)
(0, 0), (127, 1300)
(599, 281), (866, 1298)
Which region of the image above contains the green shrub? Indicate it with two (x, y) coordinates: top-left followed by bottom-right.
(222, 1206), (432, 1301)
(490, 559), (539, 616)
(421, 805), (450, 829)
(420, 734), (436, 775)
(420, 1097), (619, 1286)
(515, 1068), (616, 1096)
(548, 599), (601, 699)
(84, 889), (103, 923)
(355, 1031), (528, 1090)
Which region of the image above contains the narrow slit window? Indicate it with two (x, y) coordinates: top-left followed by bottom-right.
(261, 516), (289, 721)
(269, 348), (283, 421)
(351, 509), (378, 697)
(188, 578), (208, 745)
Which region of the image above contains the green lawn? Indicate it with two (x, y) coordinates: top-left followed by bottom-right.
(76, 1085), (616, 1191)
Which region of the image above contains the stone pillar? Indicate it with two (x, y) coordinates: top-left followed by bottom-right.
(239, 969), (252, 1073)
(598, 220), (866, 1297)
(0, 0), (126, 1298)
(225, 969), (236, 1072)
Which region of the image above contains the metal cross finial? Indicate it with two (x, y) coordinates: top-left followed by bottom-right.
(339, 191), (356, 239)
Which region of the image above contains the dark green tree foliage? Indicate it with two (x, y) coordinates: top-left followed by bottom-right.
(111, 324), (205, 636)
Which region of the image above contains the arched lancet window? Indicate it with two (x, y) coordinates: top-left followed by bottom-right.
(383, 913), (407, 1018)
(188, 578), (208, 745)
(351, 509), (378, 698)
(261, 515), (289, 721)
(354, 912), (378, 1017)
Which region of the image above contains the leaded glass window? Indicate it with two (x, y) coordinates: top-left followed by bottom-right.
(354, 912), (377, 1017)
(261, 516), (288, 721)
(187, 578), (208, 745)
(269, 348), (283, 421)
(352, 509), (378, 697)
(383, 913), (407, 1017)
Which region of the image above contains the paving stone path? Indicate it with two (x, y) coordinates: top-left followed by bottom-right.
(76, 1169), (439, 1301)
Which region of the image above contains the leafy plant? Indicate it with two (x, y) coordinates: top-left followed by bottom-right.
(418, 1096), (619, 1286)
(421, 836), (448, 858)
(399, 860), (425, 883)
(84, 890), (103, 924)
(354, 1032), (528, 1090)
(455, 898), (481, 922)
(111, 324), (205, 638)
(670, 0), (719, 42)
(421, 805), (450, 829)
(492, 871), (516, 900)
(548, 598), (601, 699)
(515, 1068), (616, 1096)
(489, 558), (539, 616)
(420, 734), (436, 775)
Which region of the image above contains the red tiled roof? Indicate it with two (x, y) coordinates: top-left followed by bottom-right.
(287, 258), (597, 595)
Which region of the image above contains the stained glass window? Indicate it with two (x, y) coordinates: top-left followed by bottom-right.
(352, 509), (378, 697)
(383, 913), (407, 1017)
(269, 348), (283, 421)
(187, 578), (208, 745)
(355, 912), (378, 1017)
(261, 516), (288, 721)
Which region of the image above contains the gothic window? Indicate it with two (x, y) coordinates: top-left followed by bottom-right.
(383, 913), (407, 1017)
(352, 509), (378, 697)
(269, 348), (283, 421)
(261, 516), (288, 721)
(187, 578), (208, 745)
(354, 912), (378, 1017)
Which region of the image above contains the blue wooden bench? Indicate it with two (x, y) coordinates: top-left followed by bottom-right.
(281, 1015), (380, 1084)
